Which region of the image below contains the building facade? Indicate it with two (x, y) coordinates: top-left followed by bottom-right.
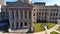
(33, 2), (60, 23)
(0, 0), (4, 21)
(5, 1), (33, 32)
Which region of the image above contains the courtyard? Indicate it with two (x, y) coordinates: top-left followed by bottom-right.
(34, 23), (56, 32)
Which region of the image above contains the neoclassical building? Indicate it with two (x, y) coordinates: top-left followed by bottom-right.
(1, 0), (33, 32)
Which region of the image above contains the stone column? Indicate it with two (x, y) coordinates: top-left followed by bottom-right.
(26, 11), (28, 20)
(18, 10), (21, 20)
(14, 10), (16, 20)
(27, 11), (29, 20)
(9, 10), (11, 20)
(10, 22), (12, 29)
(23, 11), (25, 20)
(14, 22), (16, 29)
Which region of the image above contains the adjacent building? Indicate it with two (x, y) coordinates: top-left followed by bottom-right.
(0, 0), (4, 21)
(33, 2), (59, 23)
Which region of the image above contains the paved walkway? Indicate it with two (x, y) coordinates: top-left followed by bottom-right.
(34, 23), (60, 34)
(54, 30), (60, 33)
(46, 23), (60, 34)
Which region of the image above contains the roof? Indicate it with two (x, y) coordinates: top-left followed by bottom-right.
(6, 1), (33, 7)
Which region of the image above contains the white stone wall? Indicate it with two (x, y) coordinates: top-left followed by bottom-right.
(33, 5), (60, 23)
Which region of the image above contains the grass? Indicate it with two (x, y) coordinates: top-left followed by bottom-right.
(57, 27), (60, 31)
(34, 23), (45, 32)
(50, 31), (59, 34)
(45, 23), (56, 29)
(34, 23), (56, 32)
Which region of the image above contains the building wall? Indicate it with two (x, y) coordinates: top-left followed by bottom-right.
(7, 7), (33, 32)
(32, 5), (38, 23)
(33, 5), (60, 23)
(1, 6), (9, 21)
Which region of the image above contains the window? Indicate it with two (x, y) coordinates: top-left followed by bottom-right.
(25, 22), (27, 26)
(55, 17), (57, 20)
(34, 9), (36, 11)
(53, 13), (55, 16)
(39, 9), (41, 11)
(54, 9), (56, 11)
(39, 16), (40, 18)
(57, 9), (59, 12)
(56, 13), (58, 16)
(51, 9), (53, 11)
(53, 17), (54, 20)
(37, 12), (38, 15)
(42, 9), (44, 11)
(20, 22), (23, 27)
(59, 15), (60, 16)
(3, 12), (5, 15)
(29, 11), (31, 19)
(33, 13), (35, 16)
(50, 13), (52, 16)
(37, 9), (38, 11)
(45, 12), (47, 15)
(50, 17), (51, 19)
(45, 9), (48, 11)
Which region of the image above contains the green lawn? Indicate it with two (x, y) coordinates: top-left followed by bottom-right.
(34, 23), (45, 32)
(34, 23), (56, 32)
(50, 31), (59, 34)
(45, 23), (56, 29)
(57, 27), (60, 31)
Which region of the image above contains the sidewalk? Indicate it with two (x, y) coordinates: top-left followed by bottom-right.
(3, 23), (60, 34)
